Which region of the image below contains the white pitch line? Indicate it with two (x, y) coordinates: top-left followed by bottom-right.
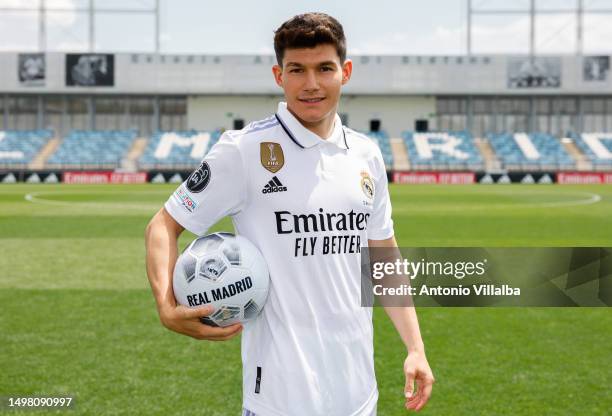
(534, 192), (601, 207)
(392, 190), (602, 212)
(24, 191), (161, 211)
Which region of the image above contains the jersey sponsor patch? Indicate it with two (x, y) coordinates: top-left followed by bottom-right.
(260, 142), (284, 173)
(262, 176), (287, 194)
(186, 161), (211, 193)
(360, 171), (375, 199)
(173, 187), (198, 212)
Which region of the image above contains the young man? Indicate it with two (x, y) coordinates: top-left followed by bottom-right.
(145, 13), (434, 415)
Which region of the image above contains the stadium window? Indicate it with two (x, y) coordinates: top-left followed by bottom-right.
(160, 97), (187, 131)
(43, 96), (63, 135)
(173, 56), (181, 64)
(131, 54), (139, 64)
(360, 56), (369, 64)
(416, 56), (422, 64)
(429, 57), (436, 64)
(160, 55), (166, 64)
(442, 56), (449, 64)
(457, 98), (468, 113)
(95, 97), (128, 130)
(254, 56), (262, 64)
(582, 98), (606, 132)
(435, 97), (468, 131)
(483, 56), (490, 64)
(535, 98), (553, 134)
(469, 56), (477, 64)
(606, 99), (612, 131)
(456, 57), (463, 64)
(10, 96), (38, 130)
(200, 55), (207, 64)
(66, 96), (89, 131)
(402, 56), (410, 64)
(186, 55), (194, 64)
(146, 55), (153, 63)
(473, 98), (494, 136)
(0, 95), (4, 129)
(214, 56), (221, 64)
(551, 98), (578, 135)
(582, 98), (605, 114)
(128, 97), (155, 136)
(496, 98), (526, 132)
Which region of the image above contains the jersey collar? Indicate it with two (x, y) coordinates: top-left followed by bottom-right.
(275, 102), (349, 150)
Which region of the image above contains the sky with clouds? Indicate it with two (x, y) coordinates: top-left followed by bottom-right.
(0, 0), (611, 55)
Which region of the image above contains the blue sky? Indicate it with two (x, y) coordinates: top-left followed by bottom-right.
(1, 0), (611, 54)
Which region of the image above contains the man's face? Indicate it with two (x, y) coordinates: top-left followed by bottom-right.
(272, 44), (352, 125)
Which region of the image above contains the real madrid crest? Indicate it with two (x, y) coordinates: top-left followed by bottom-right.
(186, 161), (211, 193)
(360, 171), (375, 199)
(260, 142), (284, 173)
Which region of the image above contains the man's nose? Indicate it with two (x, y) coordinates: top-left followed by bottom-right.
(303, 70), (319, 91)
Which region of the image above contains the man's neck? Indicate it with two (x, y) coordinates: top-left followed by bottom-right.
(287, 107), (336, 139)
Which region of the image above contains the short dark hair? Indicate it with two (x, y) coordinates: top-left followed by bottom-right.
(273, 13), (346, 66)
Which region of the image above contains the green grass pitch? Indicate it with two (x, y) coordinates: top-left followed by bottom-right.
(1, 183), (611, 415)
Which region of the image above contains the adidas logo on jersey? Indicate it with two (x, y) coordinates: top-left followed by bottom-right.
(262, 176), (287, 194)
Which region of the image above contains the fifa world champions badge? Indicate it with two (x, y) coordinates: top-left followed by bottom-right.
(260, 142), (284, 173)
(360, 171), (375, 199)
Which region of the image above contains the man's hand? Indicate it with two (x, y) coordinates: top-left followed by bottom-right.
(404, 351), (435, 411)
(159, 304), (243, 341)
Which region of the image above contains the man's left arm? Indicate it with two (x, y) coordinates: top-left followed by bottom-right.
(369, 236), (435, 412)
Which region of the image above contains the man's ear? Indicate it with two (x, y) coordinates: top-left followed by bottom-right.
(272, 65), (283, 87)
(341, 59), (353, 85)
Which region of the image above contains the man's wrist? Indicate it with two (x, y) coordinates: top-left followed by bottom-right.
(407, 342), (425, 354)
(157, 300), (176, 319)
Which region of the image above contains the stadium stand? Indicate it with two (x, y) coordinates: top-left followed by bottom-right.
(365, 131), (394, 168)
(473, 137), (503, 172)
(0, 130), (54, 168)
(570, 133), (612, 170)
(402, 131), (484, 171)
(139, 130), (220, 169)
(46, 130), (137, 169)
(487, 132), (575, 171)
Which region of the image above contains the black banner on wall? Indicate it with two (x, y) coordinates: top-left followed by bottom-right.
(475, 172), (555, 184)
(0, 171), (63, 183)
(18, 53), (45, 86)
(66, 54), (114, 86)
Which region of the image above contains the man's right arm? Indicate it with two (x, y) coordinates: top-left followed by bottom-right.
(145, 207), (242, 341)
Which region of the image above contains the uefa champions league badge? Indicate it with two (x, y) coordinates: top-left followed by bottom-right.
(260, 142), (284, 173)
(360, 171), (375, 200)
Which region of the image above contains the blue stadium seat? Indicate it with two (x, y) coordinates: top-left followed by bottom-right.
(402, 131), (483, 171)
(365, 131), (393, 168)
(570, 132), (612, 169)
(488, 132), (574, 170)
(47, 130), (137, 168)
(139, 130), (221, 169)
(0, 130), (53, 167)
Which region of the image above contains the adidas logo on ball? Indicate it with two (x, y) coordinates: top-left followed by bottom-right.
(262, 176), (287, 194)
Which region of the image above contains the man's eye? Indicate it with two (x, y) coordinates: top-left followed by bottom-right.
(289, 68), (303, 73)
(321, 67), (333, 71)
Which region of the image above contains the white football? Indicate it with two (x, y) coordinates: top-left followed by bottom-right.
(173, 232), (270, 327)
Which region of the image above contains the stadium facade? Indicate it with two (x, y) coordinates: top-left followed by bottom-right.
(1, 52), (611, 184)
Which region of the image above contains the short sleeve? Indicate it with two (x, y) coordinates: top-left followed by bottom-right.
(164, 132), (247, 236)
(367, 147), (394, 241)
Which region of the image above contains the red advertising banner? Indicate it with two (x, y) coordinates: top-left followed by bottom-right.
(393, 171), (475, 184)
(63, 171), (147, 184)
(557, 172), (612, 185)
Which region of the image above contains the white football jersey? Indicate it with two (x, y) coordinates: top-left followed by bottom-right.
(165, 102), (394, 416)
